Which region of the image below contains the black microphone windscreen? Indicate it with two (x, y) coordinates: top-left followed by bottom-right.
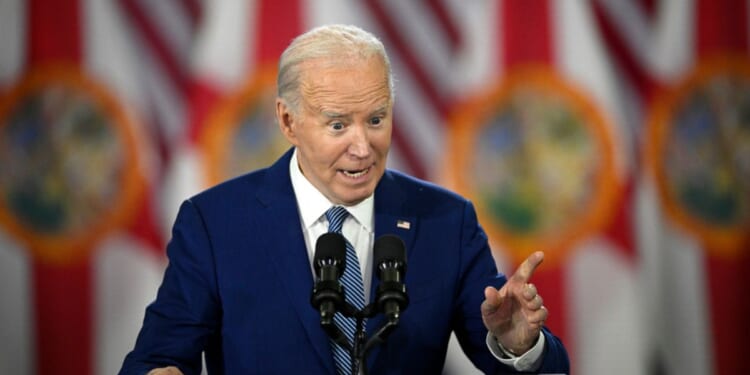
(314, 232), (347, 265)
(373, 234), (406, 266)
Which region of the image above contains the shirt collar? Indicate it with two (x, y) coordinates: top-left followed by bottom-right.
(289, 149), (374, 231)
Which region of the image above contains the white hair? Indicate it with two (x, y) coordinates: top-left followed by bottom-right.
(277, 24), (395, 111)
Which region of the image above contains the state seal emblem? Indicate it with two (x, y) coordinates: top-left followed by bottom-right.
(448, 67), (621, 265)
(0, 65), (144, 264)
(200, 66), (290, 186)
(645, 56), (750, 255)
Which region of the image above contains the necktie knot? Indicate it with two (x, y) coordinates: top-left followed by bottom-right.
(326, 206), (349, 234)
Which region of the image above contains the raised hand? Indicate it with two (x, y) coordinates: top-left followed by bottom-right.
(481, 251), (548, 355)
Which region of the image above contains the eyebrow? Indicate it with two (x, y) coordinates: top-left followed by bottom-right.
(320, 104), (390, 120)
(321, 111), (348, 119)
(370, 105), (389, 116)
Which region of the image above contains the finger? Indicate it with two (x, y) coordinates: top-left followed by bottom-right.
(526, 294), (543, 310)
(148, 367), (184, 375)
(511, 251), (544, 284)
(526, 306), (548, 326)
(481, 286), (506, 314)
(521, 283), (538, 301)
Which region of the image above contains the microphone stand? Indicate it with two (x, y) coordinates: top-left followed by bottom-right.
(326, 301), (401, 375)
(312, 234), (408, 375)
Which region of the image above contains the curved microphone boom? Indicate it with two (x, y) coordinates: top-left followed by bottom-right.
(374, 235), (409, 323)
(311, 233), (347, 326)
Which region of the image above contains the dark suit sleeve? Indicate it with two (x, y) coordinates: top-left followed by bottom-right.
(536, 329), (570, 373)
(452, 201), (570, 374)
(119, 200), (222, 375)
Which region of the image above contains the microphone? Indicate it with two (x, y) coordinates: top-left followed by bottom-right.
(311, 233), (347, 324)
(374, 235), (409, 323)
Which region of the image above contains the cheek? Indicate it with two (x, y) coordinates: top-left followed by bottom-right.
(310, 142), (347, 169)
(373, 132), (392, 154)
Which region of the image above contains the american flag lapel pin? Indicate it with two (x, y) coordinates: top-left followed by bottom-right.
(396, 220), (411, 230)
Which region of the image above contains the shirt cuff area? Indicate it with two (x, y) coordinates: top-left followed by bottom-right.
(486, 331), (545, 372)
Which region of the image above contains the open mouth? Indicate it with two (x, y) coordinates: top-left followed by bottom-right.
(340, 167), (371, 178)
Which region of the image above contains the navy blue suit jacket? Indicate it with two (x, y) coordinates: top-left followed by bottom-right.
(121, 149), (569, 374)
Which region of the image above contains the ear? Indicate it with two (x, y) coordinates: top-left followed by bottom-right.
(276, 98), (300, 146)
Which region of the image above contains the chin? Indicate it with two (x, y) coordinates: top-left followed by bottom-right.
(338, 190), (373, 206)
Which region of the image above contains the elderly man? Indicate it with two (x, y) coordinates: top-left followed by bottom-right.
(120, 24), (569, 374)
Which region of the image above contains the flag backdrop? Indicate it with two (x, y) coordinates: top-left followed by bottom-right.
(0, 1), (748, 375)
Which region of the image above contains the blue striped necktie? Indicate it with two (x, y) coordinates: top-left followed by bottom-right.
(325, 206), (366, 375)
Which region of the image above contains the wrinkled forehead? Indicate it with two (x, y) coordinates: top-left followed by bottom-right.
(300, 54), (389, 82)
(299, 56), (393, 108)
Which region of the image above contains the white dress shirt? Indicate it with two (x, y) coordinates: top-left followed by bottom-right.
(289, 150), (375, 302)
(288, 150), (544, 371)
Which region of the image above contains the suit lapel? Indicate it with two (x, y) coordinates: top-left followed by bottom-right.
(366, 170), (417, 369)
(256, 156), (418, 372)
(255, 149), (336, 374)
(372, 170), (417, 262)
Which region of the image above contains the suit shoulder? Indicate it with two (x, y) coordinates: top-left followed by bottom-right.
(189, 168), (269, 208)
(384, 169), (470, 208)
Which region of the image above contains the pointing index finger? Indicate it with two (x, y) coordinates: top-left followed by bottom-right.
(511, 251), (544, 283)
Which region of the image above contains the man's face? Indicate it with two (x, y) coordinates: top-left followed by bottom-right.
(277, 56), (393, 206)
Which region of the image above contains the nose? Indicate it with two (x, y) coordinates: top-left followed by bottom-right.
(347, 123), (371, 158)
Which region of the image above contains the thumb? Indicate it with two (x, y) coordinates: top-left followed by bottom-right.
(482, 286), (506, 315)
